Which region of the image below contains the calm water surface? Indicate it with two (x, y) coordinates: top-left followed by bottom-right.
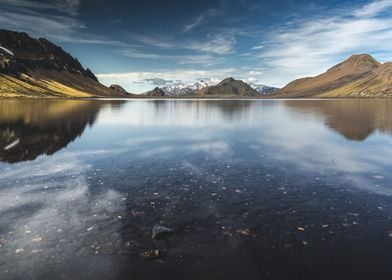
(1, 99), (392, 280)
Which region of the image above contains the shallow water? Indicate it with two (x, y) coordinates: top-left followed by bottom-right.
(1, 99), (392, 280)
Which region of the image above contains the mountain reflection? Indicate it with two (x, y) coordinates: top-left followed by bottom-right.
(0, 100), (114, 163)
(2, 99), (392, 164)
(151, 100), (255, 118)
(284, 99), (392, 141)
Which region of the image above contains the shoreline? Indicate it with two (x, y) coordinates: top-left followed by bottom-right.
(1, 95), (392, 101)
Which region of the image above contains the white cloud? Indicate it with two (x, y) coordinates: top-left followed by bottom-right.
(184, 14), (206, 33)
(248, 70), (263, 75)
(0, 11), (84, 40)
(60, 0), (81, 15)
(183, 6), (224, 33)
(258, 0), (392, 87)
(251, 44), (264, 50)
(189, 141), (232, 158)
(0, 151), (127, 278)
(0, 0), (81, 15)
(354, 0), (392, 17)
(0, 0), (121, 45)
(118, 32), (237, 59)
(186, 34), (236, 55)
(125, 33), (175, 49)
(118, 48), (226, 66)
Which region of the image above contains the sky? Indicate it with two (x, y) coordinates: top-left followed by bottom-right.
(0, 0), (392, 93)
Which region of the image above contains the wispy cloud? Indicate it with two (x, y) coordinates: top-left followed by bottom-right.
(118, 48), (226, 66)
(258, 0), (392, 86)
(183, 6), (224, 33)
(184, 14), (206, 33)
(125, 33), (175, 49)
(0, 0), (114, 44)
(141, 78), (176, 86)
(0, 0), (81, 15)
(251, 44), (264, 50)
(59, 0), (82, 15)
(119, 32), (236, 57)
(354, 0), (392, 17)
(186, 34), (236, 55)
(0, 11), (83, 40)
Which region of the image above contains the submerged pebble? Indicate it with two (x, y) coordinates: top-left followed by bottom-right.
(236, 228), (251, 236)
(152, 225), (174, 239)
(31, 236), (42, 242)
(15, 248), (24, 254)
(141, 249), (161, 259)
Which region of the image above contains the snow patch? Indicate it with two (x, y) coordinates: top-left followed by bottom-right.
(162, 80), (209, 96)
(3, 139), (20, 150)
(0, 45), (14, 56)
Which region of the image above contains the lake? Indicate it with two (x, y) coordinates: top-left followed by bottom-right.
(1, 99), (392, 280)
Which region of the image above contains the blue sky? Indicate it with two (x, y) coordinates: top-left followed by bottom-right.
(0, 0), (392, 93)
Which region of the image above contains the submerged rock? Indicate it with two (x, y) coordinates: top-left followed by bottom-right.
(141, 249), (160, 259)
(236, 228), (251, 236)
(152, 224), (173, 239)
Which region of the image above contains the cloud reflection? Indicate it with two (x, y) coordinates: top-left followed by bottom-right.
(0, 151), (126, 279)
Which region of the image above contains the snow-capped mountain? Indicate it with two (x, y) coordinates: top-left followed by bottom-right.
(253, 85), (279, 95)
(159, 79), (279, 96)
(162, 80), (208, 96)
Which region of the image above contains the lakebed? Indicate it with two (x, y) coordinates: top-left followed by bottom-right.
(1, 99), (392, 280)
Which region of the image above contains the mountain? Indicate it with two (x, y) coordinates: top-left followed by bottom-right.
(275, 54), (392, 97)
(162, 80), (208, 96)
(144, 87), (166, 97)
(142, 79), (276, 97)
(0, 29), (121, 98)
(109, 84), (134, 95)
(253, 84), (279, 95)
(196, 77), (258, 96)
(162, 80), (277, 96)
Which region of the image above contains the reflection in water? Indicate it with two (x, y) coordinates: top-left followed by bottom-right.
(0, 100), (117, 163)
(284, 99), (392, 141)
(152, 99), (254, 118)
(1, 99), (392, 280)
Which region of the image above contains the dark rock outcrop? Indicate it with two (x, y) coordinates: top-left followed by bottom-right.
(109, 84), (132, 95)
(144, 87), (166, 97)
(0, 29), (97, 80)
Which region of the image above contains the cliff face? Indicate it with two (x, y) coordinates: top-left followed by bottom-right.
(0, 29), (119, 98)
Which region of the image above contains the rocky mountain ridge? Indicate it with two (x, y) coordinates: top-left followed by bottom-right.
(276, 54), (392, 97)
(0, 29), (122, 98)
(196, 77), (259, 96)
(145, 87), (166, 97)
